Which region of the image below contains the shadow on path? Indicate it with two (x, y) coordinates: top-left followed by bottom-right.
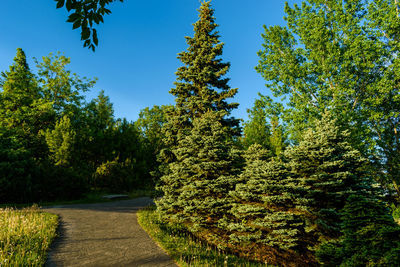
(44, 197), (177, 267)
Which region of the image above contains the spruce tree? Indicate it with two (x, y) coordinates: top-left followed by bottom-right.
(157, 0), (240, 234)
(317, 194), (400, 266)
(224, 144), (315, 266)
(285, 112), (370, 248)
(172, 111), (240, 231)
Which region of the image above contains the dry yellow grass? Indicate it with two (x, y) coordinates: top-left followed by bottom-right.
(0, 205), (58, 266)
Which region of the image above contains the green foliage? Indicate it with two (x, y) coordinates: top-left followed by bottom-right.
(0, 48), (54, 160)
(0, 206), (58, 267)
(137, 206), (269, 267)
(94, 158), (141, 192)
(35, 52), (96, 116)
(317, 195), (400, 266)
(391, 204), (400, 223)
(222, 113), (372, 266)
(256, 0), (400, 198)
(285, 112), (369, 245)
(0, 48), (152, 203)
(136, 105), (170, 182)
(34, 163), (88, 201)
(0, 49), (51, 203)
(157, 1), (240, 234)
(223, 144), (313, 266)
(54, 0), (124, 51)
(136, 105), (169, 149)
(242, 96), (287, 156)
(159, 111), (240, 231)
(0, 128), (37, 203)
(45, 115), (76, 166)
(242, 100), (271, 149)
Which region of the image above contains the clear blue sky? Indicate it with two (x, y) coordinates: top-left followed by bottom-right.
(1, 0), (300, 122)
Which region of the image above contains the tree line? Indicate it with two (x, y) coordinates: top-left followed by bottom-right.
(0, 49), (169, 202)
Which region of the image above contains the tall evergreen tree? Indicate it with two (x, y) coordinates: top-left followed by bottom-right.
(0, 48), (54, 159)
(157, 0), (240, 235)
(169, 111), (241, 230)
(0, 49), (53, 202)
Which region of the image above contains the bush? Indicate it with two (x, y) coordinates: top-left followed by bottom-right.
(33, 163), (88, 201)
(93, 158), (144, 192)
(0, 144), (37, 203)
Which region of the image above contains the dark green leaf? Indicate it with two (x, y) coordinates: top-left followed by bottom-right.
(83, 39), (90, 47)
(72, 20), (81, 30)
(56, 0), (65, 9)
(65, 0), (73, 11)
(67, 13), (80, 23)
(93, 29), (98, 46)
(81, 27), (90, 40)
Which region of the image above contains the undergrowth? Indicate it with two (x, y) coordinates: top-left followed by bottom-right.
(137, 205), (271, 267)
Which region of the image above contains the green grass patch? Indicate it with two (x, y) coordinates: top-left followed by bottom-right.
(0, 205), (58, 266)
(137, 206), (270, 267)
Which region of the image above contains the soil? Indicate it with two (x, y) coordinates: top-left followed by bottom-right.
(43, 197), (177, 267)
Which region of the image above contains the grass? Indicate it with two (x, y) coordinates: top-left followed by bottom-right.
(137, 206), (270, 267)
(0, 205), (58, 266)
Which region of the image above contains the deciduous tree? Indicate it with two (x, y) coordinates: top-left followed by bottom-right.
(256, 0), (400, 198)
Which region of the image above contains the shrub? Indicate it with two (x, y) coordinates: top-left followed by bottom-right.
(93, 158), (143, 192)
(33, 163), (88, 201)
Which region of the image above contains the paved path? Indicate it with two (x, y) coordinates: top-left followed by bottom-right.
(43, 197), (177, 267)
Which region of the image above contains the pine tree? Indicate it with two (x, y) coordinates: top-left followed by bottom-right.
(157, 0), (240, 234)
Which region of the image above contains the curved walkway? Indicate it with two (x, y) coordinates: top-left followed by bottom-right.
(43, 197), (177, 267)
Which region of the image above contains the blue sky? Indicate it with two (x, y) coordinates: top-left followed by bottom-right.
(0, 0), (300, 121)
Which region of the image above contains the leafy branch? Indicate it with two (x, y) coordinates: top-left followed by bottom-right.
(54, 0), (123, 51)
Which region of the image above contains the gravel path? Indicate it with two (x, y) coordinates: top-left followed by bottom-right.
(43, 197), (177, 267)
